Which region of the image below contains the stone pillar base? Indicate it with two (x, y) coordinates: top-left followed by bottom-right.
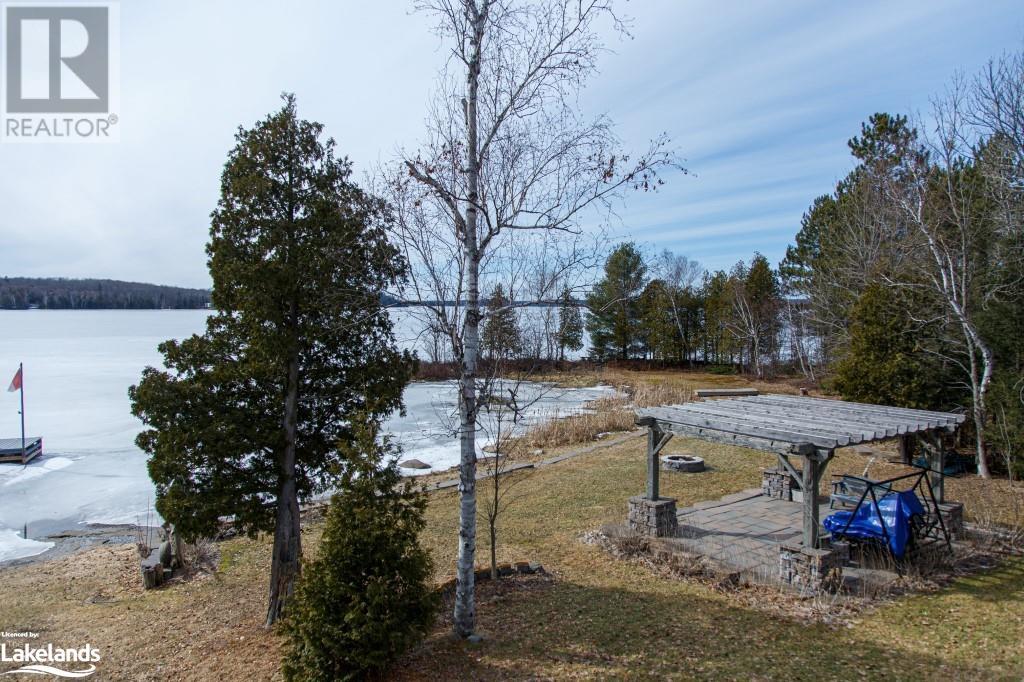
(761, 468), (797, 501)
(937, 501), (964, 539)
(779, 542), (844, 593)
(628, 496), (678, 537)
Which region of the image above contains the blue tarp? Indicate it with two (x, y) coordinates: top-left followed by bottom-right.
(823, 490), (926, 557)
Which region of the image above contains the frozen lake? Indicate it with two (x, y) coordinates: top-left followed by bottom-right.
(0, 309), (605, 562)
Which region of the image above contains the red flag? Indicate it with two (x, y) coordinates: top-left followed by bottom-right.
(7, 367), (21, 392)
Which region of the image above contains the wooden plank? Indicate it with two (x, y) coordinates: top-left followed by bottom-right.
(645, 418), (815, 456)
(925, 432), (945, 503)
(646, 425), (672, 500)
(747, 395), (950, 431)
(682, 401), (884, 441)
(730, 396), (917, 436)
(749, 393), (948, 423)
(747, 394), (949, 427)
(898, 434), (911, 465)
(0, 436), (42, 456)
(772, 394), (966, 421)
(642, 405), (850, 449)
(681, 403), (870, 444)
(695, 388), (758, 397)
(803, 455), (821, 547)
(729, 396), (909, 436)
(776, 453), (804, 491)
(756, 394), (965, 425)
(643, 401), (851, 448)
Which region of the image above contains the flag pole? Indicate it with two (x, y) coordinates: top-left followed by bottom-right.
(19, 362), (25, 463)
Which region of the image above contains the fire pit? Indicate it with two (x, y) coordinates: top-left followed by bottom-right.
(661, 453), (705, 473)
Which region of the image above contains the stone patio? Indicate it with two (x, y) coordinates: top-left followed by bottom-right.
(672, 489), (834, 581)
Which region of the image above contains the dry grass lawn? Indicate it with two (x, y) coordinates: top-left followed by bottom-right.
(2, 370), (1023, 680)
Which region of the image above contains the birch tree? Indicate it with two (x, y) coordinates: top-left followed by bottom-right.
(388, 0), (678, 637)
(654, 249), (702, 363)
(883, 91), (1022, 477)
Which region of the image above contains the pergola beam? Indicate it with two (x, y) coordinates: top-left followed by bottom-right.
(640, 406), (849, 450)
(637, 415), (816, 457)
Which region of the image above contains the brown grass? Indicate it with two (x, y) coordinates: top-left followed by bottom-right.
(2, 368), (1023, 680)
(519, 396), (636, 449)
(517, 371), (698, 450)
(400, 436), (1024, 680)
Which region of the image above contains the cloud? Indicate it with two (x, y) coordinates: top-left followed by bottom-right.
(1, 0), (1021, 287)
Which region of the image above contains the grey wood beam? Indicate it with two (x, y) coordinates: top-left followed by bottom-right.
(639, 406), (847, 450)
(682, 402), (882, 441)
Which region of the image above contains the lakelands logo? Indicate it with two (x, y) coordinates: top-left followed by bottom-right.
(0, 642), (100, 678)
(1, 1), (120, 142)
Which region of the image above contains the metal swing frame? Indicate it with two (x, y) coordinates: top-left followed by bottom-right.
(829, 467), (952, 567)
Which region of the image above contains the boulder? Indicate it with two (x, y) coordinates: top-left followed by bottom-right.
(158, 540), (172, 567)
(399, 458), (431, 470)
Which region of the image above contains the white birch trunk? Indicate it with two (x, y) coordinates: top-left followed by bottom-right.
(453, 7), (485, 637)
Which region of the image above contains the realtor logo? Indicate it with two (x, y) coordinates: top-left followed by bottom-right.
(1, 2), (119, 142)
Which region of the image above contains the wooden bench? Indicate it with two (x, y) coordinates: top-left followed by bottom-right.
(829, 474), (891, 510)
(694, 388), (758, 398)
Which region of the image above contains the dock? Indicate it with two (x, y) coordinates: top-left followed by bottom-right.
(0, 436), (42, 464)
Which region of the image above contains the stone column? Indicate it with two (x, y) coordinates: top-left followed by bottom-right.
(628, 496), (678, 537)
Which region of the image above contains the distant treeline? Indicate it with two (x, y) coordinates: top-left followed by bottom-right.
(0, 277), (211, 310)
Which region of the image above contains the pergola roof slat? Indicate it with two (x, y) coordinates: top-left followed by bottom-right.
(738, 395), (939, 432)
(722, 399), (904, 437)
(755, 394), (965, 426)
(750, 399), (952, 432)
(640, 405), (847, 449)
(637, 394), (965, 454)
(681, 401), (887, 441)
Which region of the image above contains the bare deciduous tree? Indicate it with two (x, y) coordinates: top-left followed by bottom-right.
(387, 0), (679, 637)
(476, 371), (538, 580)
(654, 249), (701, 363)
(884, 80), (1024, 477)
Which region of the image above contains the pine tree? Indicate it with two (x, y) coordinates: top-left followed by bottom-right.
(585, 243), (647, 360)
(830, 284), (948, 409)
(639, 279), (679, 362)
(282, 427), (436, 681)
(556, 286), (584, 361)
(481, 284), (521, 360)
(129, 95), (413, 626)
(743, 253), (782, 373)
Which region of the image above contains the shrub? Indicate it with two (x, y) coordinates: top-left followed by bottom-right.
(282, 431), (437, 681)
(829, 284), (951, 409)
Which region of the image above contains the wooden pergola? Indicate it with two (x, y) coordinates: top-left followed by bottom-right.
(636, 394), (966, 547)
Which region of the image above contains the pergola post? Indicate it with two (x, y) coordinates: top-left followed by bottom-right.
(643, 420), (673, 500)
(898, 433), (911, 465)
(927, 432), (945, 504)
(801, 448), (833, 548)
(630, 418), (677, 537)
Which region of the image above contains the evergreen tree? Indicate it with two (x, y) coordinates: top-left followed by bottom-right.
(830, 284), (948, 409)
(585, 242), (647, 360)
(282, 428), (436, 681)
(701, 270), (733, 365)
(743, 253), (782, 373)
(639, 279), (680, 362)
(481, 284), (521, 360)
(129, 95), (413, 625)
(556, 286), (584, 361)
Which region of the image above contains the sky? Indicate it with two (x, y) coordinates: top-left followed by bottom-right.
(2, 0), (1022, 289)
